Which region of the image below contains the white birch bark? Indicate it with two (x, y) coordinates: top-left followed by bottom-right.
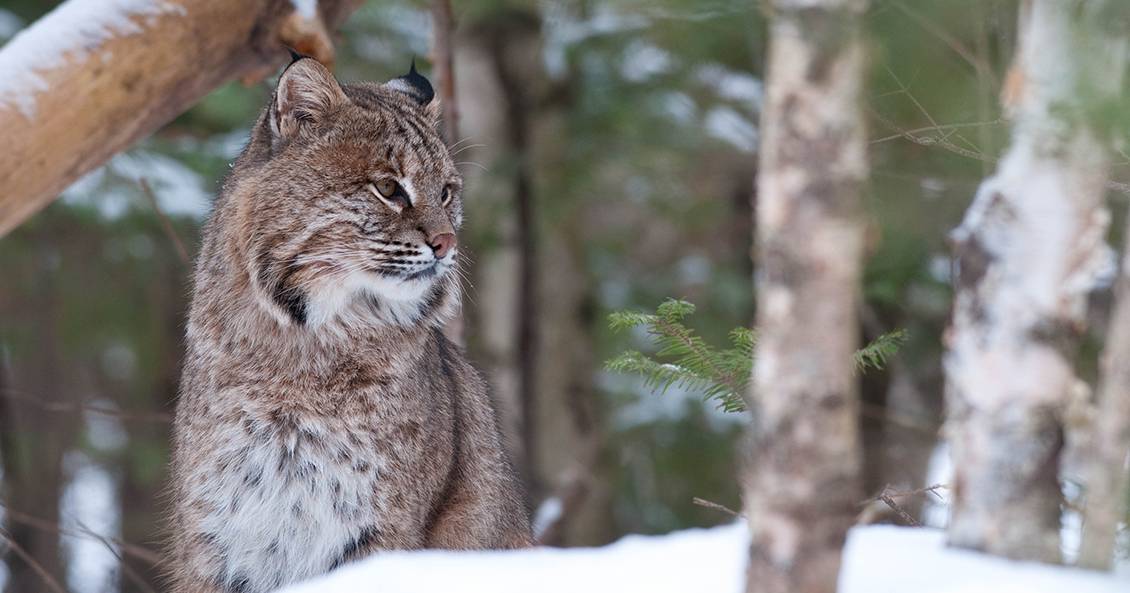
(945, 0), (1126, 562)
(745, 1), (868, 592)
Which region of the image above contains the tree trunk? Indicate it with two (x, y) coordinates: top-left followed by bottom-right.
(0, 223), (74, 593)
(744, 1), (869, 592)
(0, 0), (361, 237)
(944, 0), (1126, 563)
(457, 8), (545, 497)
(430, 0), (467, 347)
(1078, 216), (1130, 569)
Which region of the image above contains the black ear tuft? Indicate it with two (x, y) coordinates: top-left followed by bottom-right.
(286, 46), (306, 64)
(388, 57), (435, 106)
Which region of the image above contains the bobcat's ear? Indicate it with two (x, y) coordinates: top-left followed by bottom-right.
(270, 57), (347, 145)
(386, 59), (435, 106)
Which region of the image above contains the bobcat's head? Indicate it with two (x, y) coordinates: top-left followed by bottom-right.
(230, 58), (463, 329)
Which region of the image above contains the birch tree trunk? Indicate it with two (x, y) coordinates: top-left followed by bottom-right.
(745, 1), (868, 592)
(944, 0), (1126, 563)
(0, 0), (360, 237)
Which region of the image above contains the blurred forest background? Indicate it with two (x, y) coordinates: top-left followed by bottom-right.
(1, 0), (1124, 592)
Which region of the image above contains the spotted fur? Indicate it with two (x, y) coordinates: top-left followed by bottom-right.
(168, 58), (531, 593)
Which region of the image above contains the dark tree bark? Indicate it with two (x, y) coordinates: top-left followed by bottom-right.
(0, 224), (75, 593)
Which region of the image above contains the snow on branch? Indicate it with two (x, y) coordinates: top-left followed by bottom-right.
(0, 0), (185, 119)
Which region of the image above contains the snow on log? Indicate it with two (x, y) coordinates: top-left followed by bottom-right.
(272, 523), (1130, 593)
(745, 0), (869, 592)
(0, 0), (361, 236)
(944, 0), (1127, 562)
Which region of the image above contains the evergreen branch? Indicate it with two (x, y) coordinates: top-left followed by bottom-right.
(606, 299), (905, 414)
(854, 329), (908, 372)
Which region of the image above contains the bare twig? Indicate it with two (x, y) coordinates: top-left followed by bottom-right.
(870, 483), (948, 502)
(891, 1), (999, 89)
(0, 502), (163, 566)
(871, 120), (1005, 145)
(138, 178), (190, 265)
(0, 387), (172, 424)
(0, 529), (70, 593)
(74, 519), (159, 593)
(859, 402), (940, 438)
(692, 497), (743, 518)
(861, 483), (948, 527)
(878, 492), (922, 527)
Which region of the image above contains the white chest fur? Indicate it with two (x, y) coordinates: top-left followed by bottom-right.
(192, 412), (385, 593)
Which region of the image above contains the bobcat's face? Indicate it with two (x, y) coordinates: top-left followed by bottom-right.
(239, 59), (463, 327)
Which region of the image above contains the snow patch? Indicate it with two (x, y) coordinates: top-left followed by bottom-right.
(61, 453), (120, 593)
(279, 522), (749, 593)
(273, 522), (1130, 593)
(839, 525), (1130, 593)
(532, 496), (563, 539)
(0, 0), (185, 118)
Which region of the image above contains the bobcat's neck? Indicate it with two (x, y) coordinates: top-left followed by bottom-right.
(185, 216), (455, 381)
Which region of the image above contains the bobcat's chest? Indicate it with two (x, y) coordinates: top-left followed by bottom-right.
(197, 414), (388, 593)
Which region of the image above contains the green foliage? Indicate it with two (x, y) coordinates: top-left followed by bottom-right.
(855, 329), (908, 372)
(607, 299), (906, 413)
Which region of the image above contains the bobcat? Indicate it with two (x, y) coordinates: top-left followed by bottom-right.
(169, 57), (531, 593)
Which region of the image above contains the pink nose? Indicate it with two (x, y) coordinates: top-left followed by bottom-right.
(427, 232), (457, 259)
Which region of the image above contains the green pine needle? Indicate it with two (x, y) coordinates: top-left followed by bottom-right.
(606, 299), (905, 414)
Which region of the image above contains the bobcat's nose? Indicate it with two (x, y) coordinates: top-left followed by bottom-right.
(427, 232), (457, 259)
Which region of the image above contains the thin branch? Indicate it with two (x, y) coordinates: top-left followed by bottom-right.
(870, 107), (995, 163)
(138, 178), (190, 265)
(863, 484), (949, 527)
(869, 483), (948, 502)
(880, 66), (986, 159)
(0, 388), (172, 423)
(0, 502), (163, 566)
(0, 529), (70, 593)
(871, 119), (1005, 145)
(74, 519), (158, 593)
(692, 497), (742, 518)
(859, 402), (940, 439)
(891, 1), (999, 89)
(878, 492), (922, 527)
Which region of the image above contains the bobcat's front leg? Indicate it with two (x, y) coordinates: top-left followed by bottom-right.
(426, 375), (533, 549)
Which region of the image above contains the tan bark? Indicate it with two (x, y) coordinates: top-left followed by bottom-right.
(944, 0), (1126, 563)
(455, 11), (535, 489)
(745, 1), (868, 592)
(0, 0), (361, 237)
(1079, 222), (1130, 569)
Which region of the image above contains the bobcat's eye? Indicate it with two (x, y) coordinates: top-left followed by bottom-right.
(368, 179), (409, 212)
(441, 185), (455, 207)
(374, 179), (399, 199)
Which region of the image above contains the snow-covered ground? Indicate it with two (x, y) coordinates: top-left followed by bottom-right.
(277, 521), (1129, 593)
